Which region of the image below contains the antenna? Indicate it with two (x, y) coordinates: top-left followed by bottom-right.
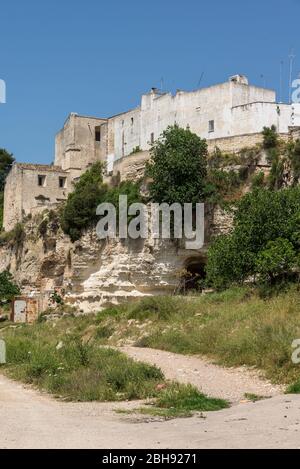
(197, 72), (204, 89)
(279, 60), (284, 103)
(289, 48), (296, 104)
(160, 77), (164, 92)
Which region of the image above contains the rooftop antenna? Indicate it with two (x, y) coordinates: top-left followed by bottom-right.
(197, 72), (204, 89)
(289, 48), (296, 104)
(279, 60), (284, 103)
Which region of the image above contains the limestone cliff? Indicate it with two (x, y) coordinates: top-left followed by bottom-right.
(0, 204), (230, 313)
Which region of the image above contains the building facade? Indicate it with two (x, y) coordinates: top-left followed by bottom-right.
(4, 74), (300, 231)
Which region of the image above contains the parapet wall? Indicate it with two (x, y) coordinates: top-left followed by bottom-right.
(112, 132), (289, 182)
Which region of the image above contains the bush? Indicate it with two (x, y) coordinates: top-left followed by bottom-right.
(0, 271), (20, 304)
(146, 124), (207, 205)
(251, 171), (265, 189)
(255, 238), (296, 283)
(287, 139), (300, 184)
(61, 163), (142, 242)
(262, 125), (278, 149)
(61, 162), (107, 241)
(206, 187), (300, 289)
(0, 223), (25, 247)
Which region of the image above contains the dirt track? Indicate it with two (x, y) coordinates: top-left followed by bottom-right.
(121, 346), (283, 402)
(1, 347), (299, 449)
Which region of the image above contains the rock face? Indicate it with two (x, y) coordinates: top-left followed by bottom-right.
(0, 204), (230, 313)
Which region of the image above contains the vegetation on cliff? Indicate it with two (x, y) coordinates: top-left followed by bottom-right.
(0, 271), (20, 306)
(206, 186), (300, 290)
(61, 162), (142, 242)
(146, 124), (208, 205)
(0, 148), (14, 229)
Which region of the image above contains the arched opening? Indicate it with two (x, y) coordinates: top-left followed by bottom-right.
(180, 256), (206, 293)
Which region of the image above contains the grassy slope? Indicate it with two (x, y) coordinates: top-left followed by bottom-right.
(2, 285), (300, 405)
(0, 318), (228, 416)
(89, 287), (300, 388)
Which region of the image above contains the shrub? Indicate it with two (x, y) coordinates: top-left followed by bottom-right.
(0, 271), (20, 304)
(146, 124), (207, 205)
(206, 187), (300, 289)
(61, 163), (142, 242)
(255, 238), (296, 283)
(0, 223), (25, 247)
(262, 125), (278, 149)
(61, 162), (107, 241)
(251, 171), (265, 189)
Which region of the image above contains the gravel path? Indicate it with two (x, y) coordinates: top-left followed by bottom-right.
(120, 346), (283, 402)
(0, 373), (300, 449)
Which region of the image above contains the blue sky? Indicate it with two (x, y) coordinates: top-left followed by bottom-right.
(0, 0), (299, 164)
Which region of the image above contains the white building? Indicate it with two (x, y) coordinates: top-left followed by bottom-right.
(4, 74), (300, 231)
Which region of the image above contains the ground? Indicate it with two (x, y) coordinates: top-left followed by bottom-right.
(1, 347), (299, 449)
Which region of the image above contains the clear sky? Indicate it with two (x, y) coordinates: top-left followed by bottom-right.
(0, 0), (300, 164)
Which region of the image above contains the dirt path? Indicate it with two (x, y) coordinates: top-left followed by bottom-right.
(1, 373), (300, 449)
(120, 346), (283, 402)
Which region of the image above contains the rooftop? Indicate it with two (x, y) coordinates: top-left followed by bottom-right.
(15, 163), (68, 173)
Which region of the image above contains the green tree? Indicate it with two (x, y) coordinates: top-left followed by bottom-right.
(0, 271), (20, 304)
(206, 187), (300, 289)
(262, 125), (278, 149)
(0, 149), (15, 229)
(61, 163), (142, 242)
(146, 125), (207, 205)
(61, 162), (107, 242)
(255, 238), (296, 283)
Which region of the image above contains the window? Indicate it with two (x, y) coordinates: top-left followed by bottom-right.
(208, 120), (215, 133)
(131, 117), (134, 125)
(38, 175), (46, 187)
(95, 126), (101, 142)
(150, 132), (155, 144)
(59, 177), (67, 189)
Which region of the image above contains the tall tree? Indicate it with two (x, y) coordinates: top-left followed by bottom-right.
(0, 148), (14, 192)
(146, 125), (208, 205)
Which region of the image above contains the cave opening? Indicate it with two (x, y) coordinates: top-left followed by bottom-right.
(180, 257), (207, 293)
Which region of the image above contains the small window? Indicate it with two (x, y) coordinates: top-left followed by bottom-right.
(131, 117), (134, 125)
(95, 126), (101, 142)
(209, 120), (215, 133)
(59, 177), (67, 189)
(38, 175), (46, 187)
(150, 132), (155, 144)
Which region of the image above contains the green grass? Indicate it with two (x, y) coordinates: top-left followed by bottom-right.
(0, 318), (228, 414)
(286, 380), (300, 394)
(91, 286), (300, 388)
(119, 383), (229, 419)
(0, 322), (165, 401)
(140, 383), (229, 418)
(244, 393), (270, 402)
(3, 285), (300, 397)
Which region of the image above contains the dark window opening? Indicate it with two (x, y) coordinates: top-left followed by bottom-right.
(38, 175), (46, 187)
(95, 126), (101, 142)
(59, 177), (67, 189)
(131, 117), (134, 125)
(150, 132), (155, 144)
(209, 120), (215, 133)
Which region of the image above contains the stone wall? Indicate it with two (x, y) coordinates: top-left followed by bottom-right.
(3, 164), (70, 232)
(55, 113), (108, 174)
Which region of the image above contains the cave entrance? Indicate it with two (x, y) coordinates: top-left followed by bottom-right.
(180, 257), (206, 293)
